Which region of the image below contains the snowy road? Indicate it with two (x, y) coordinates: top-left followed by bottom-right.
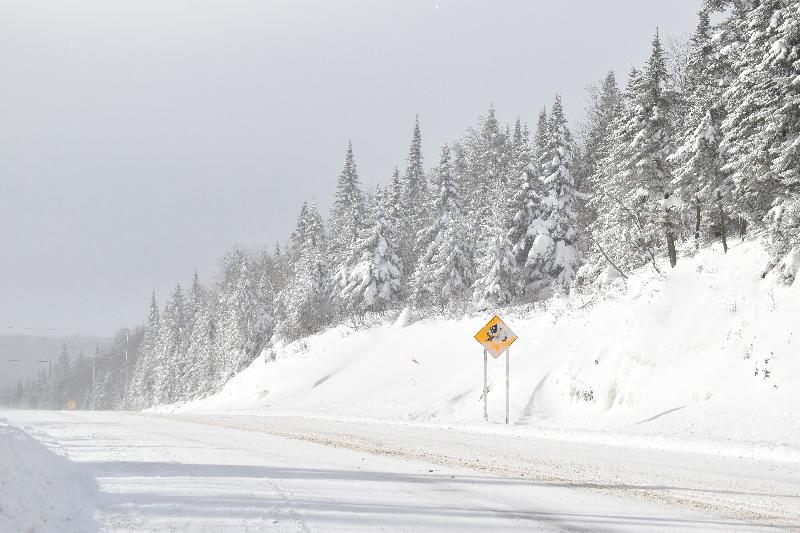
(2, 410), (797, 532)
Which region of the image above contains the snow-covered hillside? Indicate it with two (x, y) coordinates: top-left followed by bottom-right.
(172, 240), (799, 455)
(0, 419), (97, 532)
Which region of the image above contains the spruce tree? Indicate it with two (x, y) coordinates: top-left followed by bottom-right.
(398, 116), (427, 277)
(155, 284), (187, 405)
(538, 95), (580, 286)
(330, 142), (366, 301)
(473, 189), (518, 308)
(339, 190), (403, 314)
(412, 145), (475, 308)
(463, 105), (512, 232)
(330, 142), (366, 264)
(592, 32), (681, 273)
(129, 292), (160, 408)
(580, 71), (622, 198)
(670, 10), (732, 253)
(185, 272), (216, 396)
(281, 201), (331, 338)
(715, 0), (800, 280)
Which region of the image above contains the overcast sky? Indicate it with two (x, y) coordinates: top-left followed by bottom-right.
(0, 0), (702, 337)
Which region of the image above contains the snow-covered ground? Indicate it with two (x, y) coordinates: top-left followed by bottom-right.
(0, 418), (97, 532)
(3, 241), (797, 531)
(170, 240), (800, 457)
(1, 410), (794, 531)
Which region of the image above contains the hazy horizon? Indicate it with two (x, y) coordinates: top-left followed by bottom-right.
(1, 0), (702, 337)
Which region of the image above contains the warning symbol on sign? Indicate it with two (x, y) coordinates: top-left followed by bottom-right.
(474, 315), (517, 359)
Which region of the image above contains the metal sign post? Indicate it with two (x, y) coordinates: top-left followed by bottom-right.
(474, 315), (517, 425)
(505, 347), (510, 425)
(483, 348), (488, 422)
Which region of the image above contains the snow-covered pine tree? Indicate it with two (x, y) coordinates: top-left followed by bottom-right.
(215, 249), (257, 380)
(463, 104), (512, 234)
(128, 292), (160, 408)
(387, 166), (403, 240)
(398, 116), (427, 278)
(671, 9), (732, 253)
(339, 189), (402, 314)
(290, 202), (311, 262)
(154, 284), (187, 405)
(642, 30), (680, 267)
(533, 107), (549, 178)
(508, 164), (547, 297)
(762, 0), (800, 282)
(412, 144), (475, 308)
(714, 0), (800, 282)
(51, 344), (71, 409)
(717, 1), (779, 231)
(590, 68), (649, 276)
(579, 71), (622, 201)
(185, 272), (217, 396)
(591, 31), (680, 275)
(330, 142), (367, 303)
(251, 265), (275, 356)
(280, 201), (331, 338)
(537, 95), (580, 287)
(473, 186), (519, 308)
(509, 117), (532, 187)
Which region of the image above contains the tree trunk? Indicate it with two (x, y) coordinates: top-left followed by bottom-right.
(663, 193), (678, 268)
(666, 229), (677, 268)
(739, 216), (747, 240)
(695, 203), (701, 252)
(719, 202), (728, 254)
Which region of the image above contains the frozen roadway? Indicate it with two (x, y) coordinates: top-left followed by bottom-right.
(2, 410), (798, 532)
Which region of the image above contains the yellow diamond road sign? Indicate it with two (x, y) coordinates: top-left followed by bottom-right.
(474, 315), (517, 359)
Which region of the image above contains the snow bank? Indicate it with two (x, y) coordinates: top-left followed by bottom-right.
(0, 420), (97, 532)
(173, 240), (800, 454)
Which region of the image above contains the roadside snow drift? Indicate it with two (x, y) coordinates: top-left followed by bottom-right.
(174, 240), (800, 453)
(0, 419), (96, 533)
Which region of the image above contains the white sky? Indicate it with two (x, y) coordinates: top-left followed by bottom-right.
(0, 0), (701, 336)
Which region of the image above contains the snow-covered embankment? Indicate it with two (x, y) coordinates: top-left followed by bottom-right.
(173, 240), (800, 456)
(0, 419), (97, 532)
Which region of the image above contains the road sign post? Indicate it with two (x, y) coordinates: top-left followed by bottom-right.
(473, 315), (517, 425)
(483, 348), (488, 422)
(505, 347), (510, 425)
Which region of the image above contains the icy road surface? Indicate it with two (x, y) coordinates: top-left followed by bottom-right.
(1, 410), (796, 532)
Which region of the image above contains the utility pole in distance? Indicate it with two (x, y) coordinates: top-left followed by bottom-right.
(92, 344), (98, 411)
(123, 330), (129, 411)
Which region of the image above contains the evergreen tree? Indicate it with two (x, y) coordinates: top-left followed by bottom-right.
(281, 201), (331, 338)
(508, 165), (547, 296)
(580, 71), (622, 197)
(339, 190), (402, 313)
(510, 118), (529, 178)
(463, 104), (512, 232)
(330, 142), (366, 262)
(714, 0), (800, 281)
(412, 145), (475, 307)
(387, 166), (403, 237)
(186, 272), (216, 396)
(669, 10), (731, 253)
(155, 284), (187, 404)
(52, 344), (71, 409)
(330, 142), (366, 300)
(533, 107), (549, 178)
(473, 192), (518, 308)
(129, 292), (160, 408)
(398, 116), (427, 277)
(538, 95), (580, 286)
(592, 32), (681, 274)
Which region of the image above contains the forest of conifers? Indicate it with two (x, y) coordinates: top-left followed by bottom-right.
(5, 1), (798, 410)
